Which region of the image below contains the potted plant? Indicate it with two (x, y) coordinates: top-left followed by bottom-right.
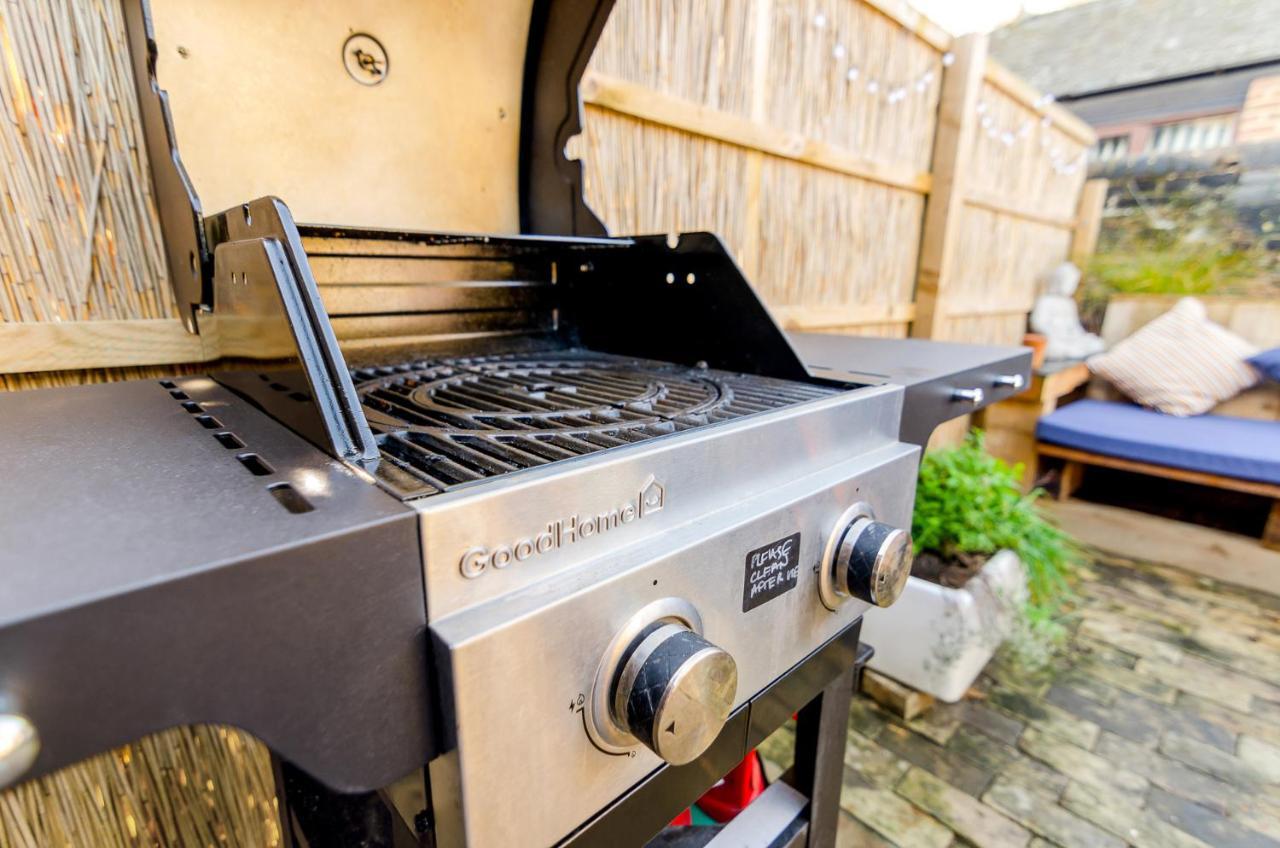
(860, 431), (1078, 701)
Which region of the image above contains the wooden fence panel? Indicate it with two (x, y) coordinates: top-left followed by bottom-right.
(940, 59), (1092, 345)
(581, 0), (944, 339)
(0, 0), (1097, 367)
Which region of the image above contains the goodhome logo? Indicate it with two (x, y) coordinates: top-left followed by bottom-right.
(459, 476), (665, 578)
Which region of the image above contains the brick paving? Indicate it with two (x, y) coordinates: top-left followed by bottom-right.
(758, 554), (1280, 847)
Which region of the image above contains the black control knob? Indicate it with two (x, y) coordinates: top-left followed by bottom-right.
(835, 518), (912, 607)
(611, 622), (737, 765)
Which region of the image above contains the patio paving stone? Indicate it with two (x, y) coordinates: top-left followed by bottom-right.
(982, 778), (1123, 848)
(897, 768), (1031, 848)
(1043, 683), (1161, 745)
(1059, 781), (1212, 848)
(1016, 727), (1148, 805)
(1095, 731), (1238, 813)
(954, 701), (1025, 746)
(1145, 786), (1280, 848)
(874, 722), (993, 798)
(983, 689), (1101, 749)
(1160, 732), (1273, 786)
(756, 553), (1280, 846)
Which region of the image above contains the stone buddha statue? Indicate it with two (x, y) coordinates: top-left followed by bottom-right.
(1029, 261), (1105, 361)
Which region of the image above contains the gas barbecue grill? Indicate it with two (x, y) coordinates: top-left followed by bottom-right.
(0, 1), (1030, 846)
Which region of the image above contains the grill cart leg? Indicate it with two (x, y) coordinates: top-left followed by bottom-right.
(274, 758), (425, 848)
(789, 664), (855, 847)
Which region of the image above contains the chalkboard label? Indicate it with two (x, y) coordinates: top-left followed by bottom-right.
(742, 532), (802, 612)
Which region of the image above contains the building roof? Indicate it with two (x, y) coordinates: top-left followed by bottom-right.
(990, 0), (1280, 99)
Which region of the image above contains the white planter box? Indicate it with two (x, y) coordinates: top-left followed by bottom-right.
(859, 550), (1028, 702)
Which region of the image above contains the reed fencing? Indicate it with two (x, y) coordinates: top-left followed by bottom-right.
(0, 0), (1100, 386)
(0, 0), (1099, 843)
(580, 0), (1102, 345)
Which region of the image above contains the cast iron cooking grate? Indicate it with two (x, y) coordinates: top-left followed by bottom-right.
(352, 350), (838, 498)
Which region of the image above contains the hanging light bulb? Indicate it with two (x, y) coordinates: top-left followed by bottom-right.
(832, 43), (847, 60)
(941, 51), (955, 66)
(846, 66), (860, 82)
(813, 11), (827, 28)
(866, 79), (879, 94)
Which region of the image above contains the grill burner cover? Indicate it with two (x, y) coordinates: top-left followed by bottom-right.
(353, 351), (838, 497)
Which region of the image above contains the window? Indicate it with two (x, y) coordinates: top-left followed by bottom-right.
(1148, 114), (1236, 154)
(1091, 135), (1130, 162)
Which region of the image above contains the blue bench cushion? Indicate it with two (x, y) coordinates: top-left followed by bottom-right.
(1249, 347), (1280, 383)
(1037, 399), (1280, 486)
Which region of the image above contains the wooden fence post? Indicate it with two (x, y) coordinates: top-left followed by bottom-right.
(910, 32), (988, 341)
(1070, 177), (1109, 266)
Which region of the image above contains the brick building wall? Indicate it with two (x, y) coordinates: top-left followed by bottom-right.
(1237, 75), (1280, 145)
(1092, 141), (1280, 253)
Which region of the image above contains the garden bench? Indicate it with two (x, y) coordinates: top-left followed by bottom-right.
(1034, 295), (1280, 550)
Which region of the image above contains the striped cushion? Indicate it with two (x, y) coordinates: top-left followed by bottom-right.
(1087, 298), (1258, 416)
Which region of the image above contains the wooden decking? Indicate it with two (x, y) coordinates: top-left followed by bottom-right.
(1046, 500), (1280, 597)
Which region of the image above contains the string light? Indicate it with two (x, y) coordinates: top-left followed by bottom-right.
(810, 4), (939, 107)
(804, 5), (1084, 175)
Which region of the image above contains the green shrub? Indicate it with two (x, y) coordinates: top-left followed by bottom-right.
(1079, 182), (1278, 329)
(912, 431), (1078, 607)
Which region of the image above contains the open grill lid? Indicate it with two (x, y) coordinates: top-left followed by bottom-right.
(124, 0), (614, 331)
(122, 0), (822, 471)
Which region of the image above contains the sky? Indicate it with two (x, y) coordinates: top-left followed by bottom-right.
(908, 0), (1086, 34)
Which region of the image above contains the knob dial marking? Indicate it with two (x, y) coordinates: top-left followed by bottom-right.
(606, 619), (738, 765)
(819, 502), (913, 610)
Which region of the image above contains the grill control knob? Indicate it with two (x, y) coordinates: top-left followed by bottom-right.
(611, 622), (737, 765)
(834, 518), (912, 607)
(0, 713), (39, 789)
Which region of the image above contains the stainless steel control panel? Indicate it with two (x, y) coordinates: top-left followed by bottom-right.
(418, 385), (918, 847)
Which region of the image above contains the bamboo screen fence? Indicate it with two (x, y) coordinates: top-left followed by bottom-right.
(0, 0), (1097, 843)
(579, 0), (1099, 344)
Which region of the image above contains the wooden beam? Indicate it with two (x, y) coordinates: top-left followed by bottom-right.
(1058, 460), (1084, 501)
(1265, 501), (1280, 552)
(983, 59), (1096, 146)
(581, 72), (933, 195)
(861, 669), (935, 720)
(1071, 178), (1109, 265)
(942, 300), (1036, 318)
(911, 33), (989, 340)
(772, 302), (916, 330)
(964, 189), (1077, 230)
(1046, 500), (1280, 596)
(861, 0), (953, 52)
(0, 319), (207, 374)
(1038, 443), (1280, 499)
